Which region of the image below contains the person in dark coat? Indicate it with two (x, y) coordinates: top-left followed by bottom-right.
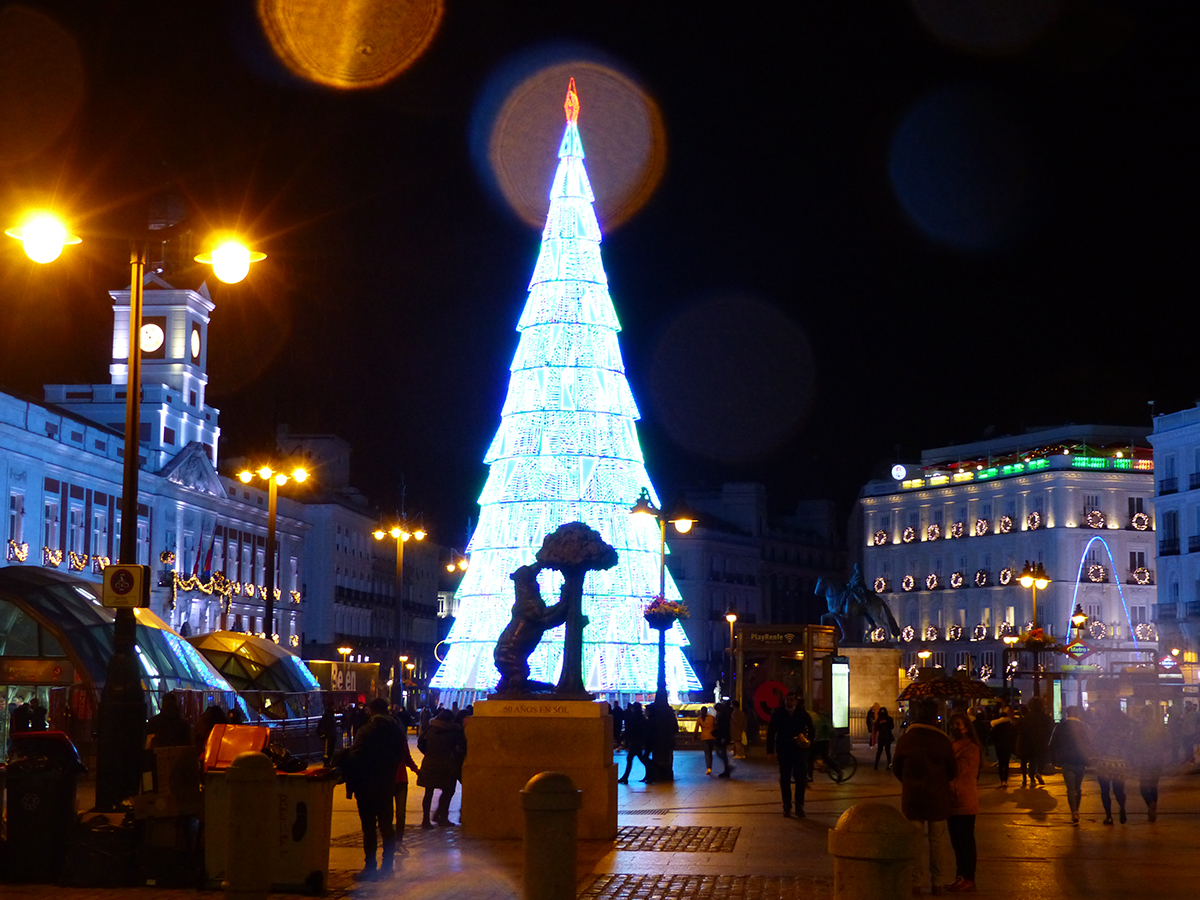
(196, 704), (229, 752)
(1019, 697), (1052, 786)
(647, 700), (679, 782)
(611, 702), (625, 748)
(617, 702), (652, 784)
(146, 692), (192, 748)
(417, 709), (466, 827)
(1130, 706), (1168, 822)
(1049, 705), (1093, 825)
(873, 708), (895, 769)
(712, 702), (734, 778)
(317, 706), (340, 765)
(989, 707), (1017, 786)
(765, 691), (814, 817)
(893, 699), (957, 894)
(346, 697), (406, 879)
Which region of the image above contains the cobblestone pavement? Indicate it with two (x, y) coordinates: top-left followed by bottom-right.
(579, 875), (824, 900)
(614, 826), (740, 853)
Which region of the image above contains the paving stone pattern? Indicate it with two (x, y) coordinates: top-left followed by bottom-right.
(580, 874), (830, 900)
(615, 825), (740, 852)
(330, 824), (465, 849)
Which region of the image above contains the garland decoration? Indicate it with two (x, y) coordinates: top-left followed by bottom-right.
(926, 573), (940, 590)
(1026, 511), (1042, 531)
(950, 521), (964, 539)
(1088, 564), (1106, 583)
(1086, 509), (1106, 529)
(975, 569), (989, 587)
(927, 523), (941, 541)
(1131, 512), (1150, 531)
(950, 571), (965, 589)
(998, 515), (1013, 534)
(924, 624), (940, 641)
(874, 530), (888, 546)
(999, 567), (1013, 585)
(902, 625), (915, 642)
(43, 547), (64, 567)
(874, 576), (888, 593)
(1089, 620), (1107, 640)
(6, 540), (28, 562)
(902, 575), (915, 591)
(902, 527), (916, 544)
(975, 517), (990, 536)
(1133, 566), (1151, 585)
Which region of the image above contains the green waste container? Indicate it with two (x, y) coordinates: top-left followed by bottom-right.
(4, 731), (87, 883)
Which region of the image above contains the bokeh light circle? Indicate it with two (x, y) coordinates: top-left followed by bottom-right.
(889, 85), (1038, 252)
(0, 6), (85, 165)
(649, 296), (814, 464)
(483, 60), (666, 232)
(911, 0), (1064, 56)
(256, 0), (442, 90)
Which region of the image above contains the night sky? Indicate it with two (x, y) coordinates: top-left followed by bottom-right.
(1, 2), (1197, 546)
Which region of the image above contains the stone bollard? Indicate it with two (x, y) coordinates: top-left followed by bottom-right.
(827, 802), (918, 900)
(521, 772), (582, 900)
(224, 751), (277, 900)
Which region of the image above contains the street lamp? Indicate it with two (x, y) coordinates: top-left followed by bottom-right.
(338, 646), (353, 664)
(918, 648), (932, 667)
(237, 465), (308, 640)
(445, 549), (469, 573)
(1003, 634), (1019, 697)
(725, 607), (737, 701)
(373, 523), (426, 705)
(1071, 604), (1088, 633)
(630, 488), (696, 704)
(7, 209), (263, 811)
(1018, 561), (1050, 628)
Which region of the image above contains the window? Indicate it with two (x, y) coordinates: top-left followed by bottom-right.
(880, 514), (891, 532)
(92, 511), (107, 557)
(1130, 550), (1146, 571)
(1163, 510), (1179, 540)
(1085, 603), (1102, 620)
(982, 503), (992, 520)
(164, 427), (176, 446)
(9, 493), (24, 542)
(932, 509), (944, 527)
(137, 521), (149, 565)
(1165, 455), (1177, 478)
(1129, 497), (1146, 516)
(981, 607), (991, 626)
(1005, 499), (1016, 518)
(1032, 495), (1044, 514)
(1084, 494), (1101, 513)
(43, 500), (60, 550)
(1131, 606), (1147, 626)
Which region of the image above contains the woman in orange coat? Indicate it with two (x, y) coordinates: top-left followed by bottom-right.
(946, 711), (981, 893)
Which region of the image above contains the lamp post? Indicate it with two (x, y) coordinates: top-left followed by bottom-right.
(338, 645), (353, 664)
(373, 524), (426, 705)
(6, 210), (263, 811)
(237, 465), (308, 641)
(918, 648), (932, 668)
(1018, 561), (1051, 697)
(630, 488), (695, 705)
(725, 607), (737, 702)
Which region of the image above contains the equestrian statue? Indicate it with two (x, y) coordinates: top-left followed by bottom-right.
(815, 564), (901, 644)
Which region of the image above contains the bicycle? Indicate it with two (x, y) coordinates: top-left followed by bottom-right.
(823, 728), (857, 782)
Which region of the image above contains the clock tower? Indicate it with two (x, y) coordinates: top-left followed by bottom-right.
(45, 272), (222, 472)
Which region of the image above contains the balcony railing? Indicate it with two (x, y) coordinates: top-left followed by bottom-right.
(1160, 537), (1181, 556)
(1160, 476), (1179, 495)
(1154, 603), (1177, 621)
(1186, 601), (1200, 619)
(1190, 535), (1200, 554)
(1191, 472), (1200, 491)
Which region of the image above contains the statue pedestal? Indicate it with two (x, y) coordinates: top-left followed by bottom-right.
(462, 699), (617, 840)
(840, 646), (903, 737)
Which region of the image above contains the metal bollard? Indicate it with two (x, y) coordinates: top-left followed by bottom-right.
(224, 751), (277, 900)
(521, 772), (582, 900)
(827, 802), (918, 900)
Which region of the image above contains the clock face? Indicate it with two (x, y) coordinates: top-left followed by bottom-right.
(140, 323), (164, 353)
(191, 327), (201, 359)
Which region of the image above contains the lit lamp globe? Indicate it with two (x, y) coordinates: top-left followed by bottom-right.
(6, 211), (81, 264)
(194, 238), (266, 284)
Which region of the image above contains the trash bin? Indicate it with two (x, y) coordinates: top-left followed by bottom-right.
(4, 731), (87, 883)
(203, 765), (337, 894)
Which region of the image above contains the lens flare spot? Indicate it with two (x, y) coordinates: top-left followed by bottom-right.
(649, 296), (814, 464)
(479, 56), (666, 232)
(911, 0), (1064, 56)
(256, 0), (442, 90)
(0, 6), (85, 164)
(889, 85), (1039, 252)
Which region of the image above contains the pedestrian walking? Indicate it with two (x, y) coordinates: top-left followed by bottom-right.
(317, 706), (340, 765)
(695, 706), (716, 774)
(866, 702), (880, 748)
(1019, 698), (1052, 786)
(713, 701), (734, 777)
(893, 699), (957, 896)
(611, 702), (625, 748)
(1049, 705), (1092, 825)
(617, 701), (653, 784)
(393, 721), (421, 842)
(1094, 703), (1131, 825)
(1131, 706), (1168, 822)
(946, 712), (981, 893)
(809, 703), (834, 781)
(989, 707), (1016, 786)
(146, 692), (192, 748)
(417, 708), (467, 827)
(765, 691), (814, 817)
(873, 707), (895, 769)
(345, 697), (406, 880)
(730, 701), (747, 759)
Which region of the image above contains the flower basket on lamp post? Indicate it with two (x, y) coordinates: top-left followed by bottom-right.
(644, 598), (688, 705)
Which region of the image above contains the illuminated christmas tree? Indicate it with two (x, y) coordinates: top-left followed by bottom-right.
(431, 79), (700, 696)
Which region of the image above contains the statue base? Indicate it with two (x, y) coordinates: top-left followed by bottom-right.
(839, 645), (903, 738)
(462, 698), (616, 840)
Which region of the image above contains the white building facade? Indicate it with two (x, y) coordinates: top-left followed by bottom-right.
(859, 425), (1158, 701)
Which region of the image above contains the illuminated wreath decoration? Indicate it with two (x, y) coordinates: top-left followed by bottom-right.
(950, 571), (965, 589)
(1088, 564), (1106, 583)
(999, 567), (1013, 585)
(973, 624), (988, 641)
(950, 521), (964, 539)
(1135, 622), (1155, 641)
(871, 627), (888, 642)
(874, 576), (888, 593)
(1131, 512), (1150, 532)
(927, 523), (941, 541)
(975, 517), (990, 536)
(948, 624), (963, 641)
(902, 625), (915, 642)
(1133, 566), (1152, 585)
(1006, 659), (1020, 675)
(924, 625), (940, 641)
(1089, 620), (1107, 640)
(926, 573), (940, 590)
(999, 623), (1017, 637)
(1026, 511), (1042, 530)
(998, 515), (1014, 534)
(902, 527), (916, 544)
(1086, 509), (1106, 529)
(906, 665), (920, 680)
(978, 663), (994, 680)
(975, 569), (989, 587)
(874, 530), (888, 546)
(902, 575), (916, 591)
(160, 550), (176, 565)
